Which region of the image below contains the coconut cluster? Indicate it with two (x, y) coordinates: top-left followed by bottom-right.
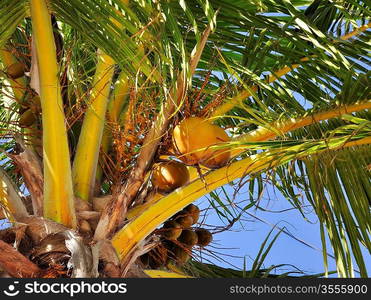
(143, 116), (228, 268)
(140, 204), (212, 268)
(3, 61), (41, 129)
(151, 117), (231, 194)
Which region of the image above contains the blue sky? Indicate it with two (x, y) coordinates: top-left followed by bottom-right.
(194, 182), (371, 277)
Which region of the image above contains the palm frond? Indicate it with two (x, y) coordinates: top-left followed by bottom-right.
(0, 0), (27, 49)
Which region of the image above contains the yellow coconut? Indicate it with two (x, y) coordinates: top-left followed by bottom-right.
(7, 62), (25, 79)
(172, 117), (230, 168)
(151, 161), (190, 193)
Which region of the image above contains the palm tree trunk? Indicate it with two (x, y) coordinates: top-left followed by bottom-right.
(0, 241), (41, 278)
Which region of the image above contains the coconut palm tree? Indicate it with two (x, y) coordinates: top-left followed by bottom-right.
(0, 0), (369, 278)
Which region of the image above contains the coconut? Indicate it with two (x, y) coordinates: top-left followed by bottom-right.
(178, 229), (198, 247)
(195, 228), (213, 247)
(172, 245), (191, 265)
(31, 96), (42, 113)
(7, 62), (25, 79)
(172, 117), (230, 168)
(162, 220), (182, 240)
(19, 109), (36, 127)
(174, 214), (193, 229)
(184, 204), (200, 225)
(151, 161), (190, 193)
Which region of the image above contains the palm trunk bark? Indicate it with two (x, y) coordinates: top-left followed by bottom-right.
(0, 241), (41, 278)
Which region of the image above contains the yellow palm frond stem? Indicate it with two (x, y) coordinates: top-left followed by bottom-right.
(210, 56), (309, 118)
(211, 24), (369, 118)
(30, 0), (76, 228)
(108, 72), (130, 123)
(126, 192), (162, 221)
(230, 100), (371, 157)
(72, 49), (115, 202)
(187, 165), (208, 181)
(112, 155), (261, 260)
(0, 168), (29, 221)
(96, 72), (130, 184)
(340, 23), (370, 40)
(0, 49), (27, 103)
(112, 136), (371, 260)
(144, 269), (193, 278)
(330, 136), (371, 150)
